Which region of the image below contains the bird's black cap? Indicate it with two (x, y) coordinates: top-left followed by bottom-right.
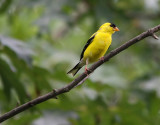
(110, 23), (116, 28)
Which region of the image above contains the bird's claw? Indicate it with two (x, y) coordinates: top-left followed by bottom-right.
(85, 67), (91, 76)
(99, 56), (104, 62)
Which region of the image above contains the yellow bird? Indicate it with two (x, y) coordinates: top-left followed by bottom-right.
(67, 22), (119, 76)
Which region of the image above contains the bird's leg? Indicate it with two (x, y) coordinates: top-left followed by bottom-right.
(99, 56), (104, 62)
(85, 59), (89, 74)
(85, 66), (88, 75)
(85, 59), (91, 76)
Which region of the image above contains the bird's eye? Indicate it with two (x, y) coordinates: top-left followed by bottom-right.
(110, 23), (116, 28)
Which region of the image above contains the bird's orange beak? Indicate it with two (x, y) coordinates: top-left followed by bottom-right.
(113, 27), (120, 31)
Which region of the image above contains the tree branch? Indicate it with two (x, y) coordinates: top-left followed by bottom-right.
(0, 24), (160, 123)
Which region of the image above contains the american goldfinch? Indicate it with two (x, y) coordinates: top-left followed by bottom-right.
(67, 22), (119, 76)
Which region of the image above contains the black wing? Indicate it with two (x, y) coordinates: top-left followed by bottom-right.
(80, 34), (95, 60)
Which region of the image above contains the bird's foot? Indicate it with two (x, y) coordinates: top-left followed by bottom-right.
(85, 67), (91, 76)
(99, 56), (104, 62)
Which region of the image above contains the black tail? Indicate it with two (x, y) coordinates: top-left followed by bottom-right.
(67, 62), (82, 76)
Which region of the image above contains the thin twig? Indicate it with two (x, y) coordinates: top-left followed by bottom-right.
(74, 75), (90, 88)
(0, 24), (160, 123)
(152, 34), (159, 40)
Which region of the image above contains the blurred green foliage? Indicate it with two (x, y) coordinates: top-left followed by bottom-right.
(0, 0), (160, 125)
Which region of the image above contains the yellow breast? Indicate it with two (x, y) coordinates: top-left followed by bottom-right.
(83, 32), (112, 63)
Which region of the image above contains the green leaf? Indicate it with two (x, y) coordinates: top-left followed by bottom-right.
(31, 66), (52, 92)
(5, 112), (41, 125)
(0, 58), (28, 103)
(0, 36), (33, 66)
(0, 0), (12, 14)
